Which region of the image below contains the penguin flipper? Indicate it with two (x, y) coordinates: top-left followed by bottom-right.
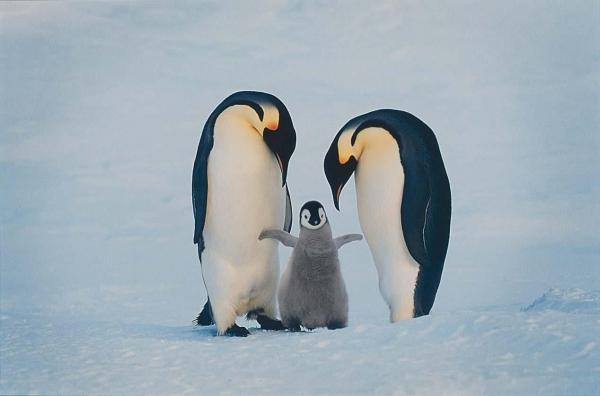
(401, 151), (451, 316)
(401, 157), (434, 268)
(284, 185), (293, 232)
(192, 115), (215, 260)
(334, 234), (363, 249)
(259, 229), (298, 247)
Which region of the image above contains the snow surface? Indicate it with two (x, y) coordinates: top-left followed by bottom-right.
(1, 1), (599, 395)
(1, 288), (599, 395)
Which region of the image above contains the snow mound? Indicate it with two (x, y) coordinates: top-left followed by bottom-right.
(522, 288), (600, 314)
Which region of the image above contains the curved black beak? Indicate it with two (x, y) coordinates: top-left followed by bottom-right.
(263, 125), (296, 187)
(324, 141), (357, 210)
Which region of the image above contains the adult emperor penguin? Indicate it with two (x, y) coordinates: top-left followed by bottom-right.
(323, 109), (451, 322)
(192, 91), (296, 336)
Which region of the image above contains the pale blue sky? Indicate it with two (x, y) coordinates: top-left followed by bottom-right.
(1, 1), (598, 312)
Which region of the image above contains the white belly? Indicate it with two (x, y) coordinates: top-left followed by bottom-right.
(202, 111), (285, 327)
(354, 129), (420, 322)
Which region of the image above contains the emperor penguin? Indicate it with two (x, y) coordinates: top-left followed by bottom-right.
(323, 110), (451, 322)
(259, 201), (362, 331)
(192, 91), (296, 336)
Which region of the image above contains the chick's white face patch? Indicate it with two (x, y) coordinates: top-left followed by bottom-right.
(318, 207), (326, 223)
(301, 207), (327, 230)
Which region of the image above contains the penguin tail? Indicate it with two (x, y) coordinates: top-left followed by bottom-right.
(195, 300), (214, 326)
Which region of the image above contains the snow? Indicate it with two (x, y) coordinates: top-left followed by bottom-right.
(1, 288), (599, 395)
(1, 1), (599, 395)
(523, 288), (600, 315)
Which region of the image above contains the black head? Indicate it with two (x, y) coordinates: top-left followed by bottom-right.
(324, 132), (358, 210)
(299, 201), (328, 230)
(262, 100), (296, 187)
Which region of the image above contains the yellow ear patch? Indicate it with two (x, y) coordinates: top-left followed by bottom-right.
(339, 150), (352, 165)
(337, 128), (357, 164)
(259, 102), (280, 131)
(266, 120), (279, 131)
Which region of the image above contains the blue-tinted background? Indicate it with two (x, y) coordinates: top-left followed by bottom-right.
(1, 1), (598, 318)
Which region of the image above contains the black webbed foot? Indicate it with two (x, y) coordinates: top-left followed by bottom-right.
(224, 324), (250, 337)
(285, 318), (302, 332)
(256, 315), (286, 331)
(326, 320), (347, 330)
(195, 300), (214, 326)
(247, 309), (286, 331)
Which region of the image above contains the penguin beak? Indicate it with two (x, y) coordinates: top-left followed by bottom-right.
(324, 142), (357, 210)
(263, 125), (296, 187)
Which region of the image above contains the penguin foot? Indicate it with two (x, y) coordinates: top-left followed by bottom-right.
(326, 320), (347, 330)
(256, 315), (286, 331)
(195, 300), (214, 326)
(224, 324), (250, 337)
(285, 318), (302, 332)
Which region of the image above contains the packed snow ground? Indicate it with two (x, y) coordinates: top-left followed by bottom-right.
(1, 288), (599, 395)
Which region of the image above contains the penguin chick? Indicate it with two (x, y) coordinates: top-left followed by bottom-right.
(259, 201), (362, 331)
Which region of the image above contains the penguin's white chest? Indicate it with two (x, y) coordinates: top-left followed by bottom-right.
(354, 131), (420, 321)
(202, 112), (285, 309)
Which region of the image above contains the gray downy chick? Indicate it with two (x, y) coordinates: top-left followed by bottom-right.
(259, 200), (362, 330)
